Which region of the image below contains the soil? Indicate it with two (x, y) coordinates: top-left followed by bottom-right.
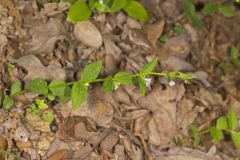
(0, 0), (240, 159)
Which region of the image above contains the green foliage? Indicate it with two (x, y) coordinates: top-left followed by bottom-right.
(203, 3), (235, 17)
(231, 131), (240, 148)
(42, 111), (54, 123)
(5, 59), (195, 111)
(183, 0), (203, 29)
(2, 96), (14, 110)
(7, 63), (15, 73)
(189, 124), (200, 146)
(228, 107), (238, 130)
(123, 0), (148, 22)
(190, 107), (240, 149)
(140, 58), (158, 75)
(48, 80), (71, 101)
(65, 0), (148, 23)
(160, 34), (169, 43)
(67, 0), (91, 22)
(81, 61), (102, 81)
(28, 78), (48, 95)
(10, 80), (22, 96)
(71, 82), (88, 110)
(216, 116), (228, 130)
(219, 46), (239, 69)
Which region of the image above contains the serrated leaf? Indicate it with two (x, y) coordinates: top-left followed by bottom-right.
(216, 116), (228, 130)
(81, 61), (102, 81)
(102, 76), (114, 91)
(114, 72), (134, 85)
(210, 127), (223, 141)
(28, 78), (48, 95)
(202, 3), (218, 15)
(231, 131), (240, 148)
(71, 82), (88, 110)
(10, 80), (22, 96)
(218, 4), (235, 17)
(67, 0), (91, 22)
(42, 111), (54, 123)
(123, 1), (148, 22)
(3, 96), (14, 110)
(228, 107), (238, 130)
(138, 75), (146, 96)
(141, 58), (158, 75)
(183, 0), (203, 29)
(48, 80), (71, 101)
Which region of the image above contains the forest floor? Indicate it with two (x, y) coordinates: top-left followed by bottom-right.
(0, 0), (240, 159)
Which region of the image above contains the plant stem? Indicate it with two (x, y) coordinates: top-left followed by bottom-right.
(197, 129), (210, 135)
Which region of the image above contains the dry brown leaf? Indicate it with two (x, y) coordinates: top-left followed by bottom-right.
(13, 55), (73, 81)
(25, 18), (67, 55)
(47, 149), (69, 160)
(100, 131), (118, 151)
(145, 19), (165, 48)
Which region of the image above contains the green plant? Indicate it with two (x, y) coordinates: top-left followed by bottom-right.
(1, 58), (196, 111)
(183, 0), (236, 29)
(64, 0), (148, 22)
(203, 3), (235, 17)
(189, 107), (240, 149)
(219, 46), (239, 69)
(183, 0), (203, 29)
(26, 98), (54, 123)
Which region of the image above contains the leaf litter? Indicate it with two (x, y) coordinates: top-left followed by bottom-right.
(0, 0), (240, 159)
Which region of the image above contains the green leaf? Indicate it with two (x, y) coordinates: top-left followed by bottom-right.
(114, 72), (134, 85)
(228, 107), (238, 130)
(102, 76), (115, 91)
(42, 111), (54, 123)
(89, 0), (98, 7)
(36, 99), (48, 109)
(109, 0), (127, 12)
(231, 131), (240, 148)
(63, 0), (77, 3)
(28, 78), (48, 95)
(3, 96), (14, 110)
(7, 63), (15, 73)
(218, 4), (235, 17)
(81, 61), (102, 81)
(71, 82), (88, 110)
(188, 124), (200, 146)
(160, 34), (169, 43)
(183, 0), (203, 29)
(123, 1), (148, 22)
(141, 58), (158, 75)
(138, 75), (146, 96)
(210, 127), (223, 141)
(202, 3), (218, 15)
(216, 116), (228, 130)
(67, 0), (92, 22)
(230, 46), (239, 65)
(48, 80), (71, 101)
(10, 80), (22, 96)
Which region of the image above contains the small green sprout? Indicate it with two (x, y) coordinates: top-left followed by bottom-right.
(203, 3), (235, 17)
(189, 107), (240, 149)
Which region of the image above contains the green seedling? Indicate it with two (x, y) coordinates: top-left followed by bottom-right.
(3, 58), (196, 111)
(64, 0), (148, 22)
(189, 107), (240, 149)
